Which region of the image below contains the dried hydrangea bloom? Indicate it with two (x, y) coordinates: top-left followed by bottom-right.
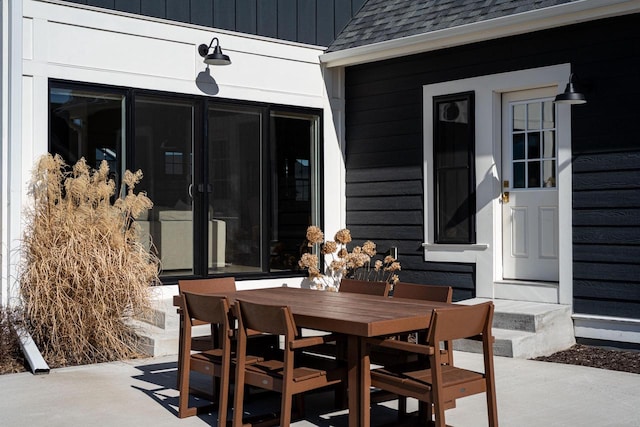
(308, 266), (321, 278)
(322, 241), (337, 254)
(346, 252), (369, 269)
(352, 246), (362, 254)
(298, 252), (318, 269)
(337, 248), (348, 258)
(306, 226), (324, 246)
(374, 259), (383, 271)
(362, 240), (376, 257)
(334, 228), (352, 245)
(391, 274), (399, 284)
(385, 261), (401, 272)
(330, 259), (346, 272)
(384, 255), (396, 264)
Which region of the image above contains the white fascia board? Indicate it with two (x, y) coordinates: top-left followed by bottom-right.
(321, 0), (640, 67)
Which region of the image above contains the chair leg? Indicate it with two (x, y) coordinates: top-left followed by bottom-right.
(397, 396), (407, 419)
(281, 392), (293, 427)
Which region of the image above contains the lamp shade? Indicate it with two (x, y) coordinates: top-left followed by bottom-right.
(554, 74), (586, 104)
(198, 38), (231, 66)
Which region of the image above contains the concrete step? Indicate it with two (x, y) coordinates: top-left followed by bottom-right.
(128, 318), (179, 357)
(455, 298), (576, 359)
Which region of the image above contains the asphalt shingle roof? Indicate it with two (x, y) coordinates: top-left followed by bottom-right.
(327, 0), (580, 52)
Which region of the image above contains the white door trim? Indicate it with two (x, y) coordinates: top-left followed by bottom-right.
(423, 63), (573, 304)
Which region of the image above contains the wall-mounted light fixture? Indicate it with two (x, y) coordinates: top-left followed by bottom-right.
(198, 37), (231, 66)
(554, 73), (587, 105)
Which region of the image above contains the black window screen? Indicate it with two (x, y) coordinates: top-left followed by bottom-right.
(433, 92), (476, 244)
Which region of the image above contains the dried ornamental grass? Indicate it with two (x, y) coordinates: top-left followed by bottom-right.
(18, 154), (160, 367)
(0, 306), (26, 374)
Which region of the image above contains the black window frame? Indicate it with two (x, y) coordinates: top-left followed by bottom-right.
(433, 91), (476, 244)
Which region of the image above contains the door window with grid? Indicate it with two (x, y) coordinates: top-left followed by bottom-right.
(510, 99), (556, 189)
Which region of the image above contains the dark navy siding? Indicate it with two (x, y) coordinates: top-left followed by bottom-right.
(65, 0), (364, 46)
(344, 14), (640, 313)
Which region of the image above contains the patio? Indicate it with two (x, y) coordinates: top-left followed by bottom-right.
(1, 351), (637, 426)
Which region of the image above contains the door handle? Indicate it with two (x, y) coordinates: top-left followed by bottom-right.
(502, 192), (510, 203)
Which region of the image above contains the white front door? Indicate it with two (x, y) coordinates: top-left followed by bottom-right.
(502, 88), (559, 283)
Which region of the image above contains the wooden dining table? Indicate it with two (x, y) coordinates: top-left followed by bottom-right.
(175, 285), (454, 427)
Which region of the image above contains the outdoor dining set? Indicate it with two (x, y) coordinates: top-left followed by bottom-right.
(173, 277), (498, 427)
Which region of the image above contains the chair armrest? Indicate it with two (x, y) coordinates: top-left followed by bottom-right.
(365, 337), (435, 356)
(289, 333), (342, 350)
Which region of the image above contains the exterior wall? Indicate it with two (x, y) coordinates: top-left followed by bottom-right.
(62, 0), (366, 47)
(342, 14), (640, 341)
(0, 0), (345, 300)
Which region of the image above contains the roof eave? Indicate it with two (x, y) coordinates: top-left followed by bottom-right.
(320, 0), (640, 68)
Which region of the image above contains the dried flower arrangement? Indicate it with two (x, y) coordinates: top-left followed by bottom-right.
(18, 154), (160, 367)
(298, 226), (401, 291)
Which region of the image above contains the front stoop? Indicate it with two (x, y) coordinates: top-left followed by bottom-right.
(455, 298), (576, 358)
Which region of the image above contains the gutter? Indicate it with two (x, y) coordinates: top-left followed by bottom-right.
(320, 0), (640, 67)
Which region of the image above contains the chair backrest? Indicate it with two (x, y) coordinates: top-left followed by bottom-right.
(178, 277), (236, 294)
(428, 302), (494, 344)
(393, 282), (452, 303)
(182, 291), (231, 328)
(235, 299), (297, 339)
(339, 278), (390, 297)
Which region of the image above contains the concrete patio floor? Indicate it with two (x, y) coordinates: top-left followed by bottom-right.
(0, 351), (638, 426)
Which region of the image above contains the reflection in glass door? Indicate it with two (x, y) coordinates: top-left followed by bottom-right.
(134, 96), (197, 276)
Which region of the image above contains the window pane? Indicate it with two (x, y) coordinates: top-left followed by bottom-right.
(527, 102), (541, 130)
(50, 87), (125, 183)
(528, 161), (541, 188)
(512, 104), (526, 132)
(527, 132), (541, 159)
(543, 160), (556, 188)
(513, 133), (525, 160)
(270, 113), (319, 272)
(542, 101), (555, 129)
(134, 96), (195, 275)
(543, 131), (555, 159)
(208, 107), (262, 273)
(513, 162), (525, 188)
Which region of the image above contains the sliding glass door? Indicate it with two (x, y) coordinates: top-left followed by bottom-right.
(49, 80), (321, 281)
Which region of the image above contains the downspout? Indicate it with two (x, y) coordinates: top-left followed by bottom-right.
(15, 325), (50, 374)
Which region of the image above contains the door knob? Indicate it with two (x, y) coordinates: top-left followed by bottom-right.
(502, 192), (510, 203)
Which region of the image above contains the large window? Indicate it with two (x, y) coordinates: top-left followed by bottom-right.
(49, 81), (321, 281)
(433, 92), (476, 244)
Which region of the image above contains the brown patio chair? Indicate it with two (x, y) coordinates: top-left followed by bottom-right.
(232, 299), (347, 427)
(177, 291), (245, 423)
(371, 282), (454, 416)
(367, 301), (498, 427)
(338, 277), (391, 296)
(176, 278), (237, 388)
(391, 282), (454, 365)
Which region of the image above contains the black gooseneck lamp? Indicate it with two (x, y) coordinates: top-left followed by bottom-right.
(554, 73), (587, 105)
(198, 37), (231, 66)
